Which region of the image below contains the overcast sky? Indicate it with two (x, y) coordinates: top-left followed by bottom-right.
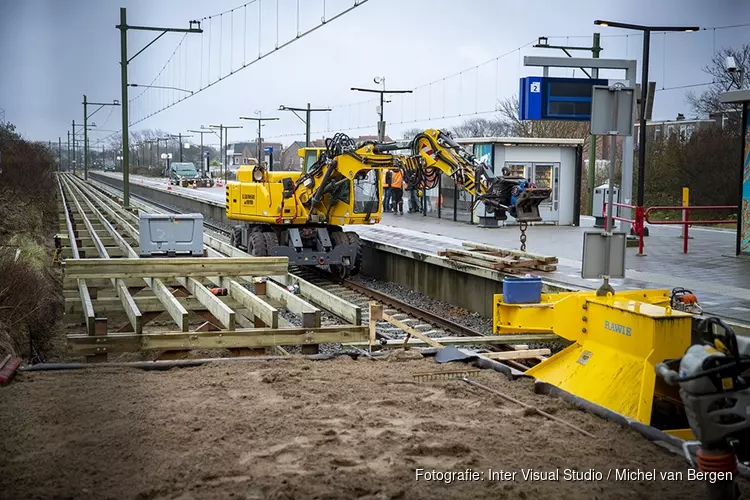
(1, 0), (748, 147)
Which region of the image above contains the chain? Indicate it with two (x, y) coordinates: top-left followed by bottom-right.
(519, 222), (528, 252)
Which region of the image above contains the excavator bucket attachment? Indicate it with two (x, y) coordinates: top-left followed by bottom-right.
(512, 188), (552, 223)
(494, 290), (693, 427)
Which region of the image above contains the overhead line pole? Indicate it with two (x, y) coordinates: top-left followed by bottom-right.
(116, 7), (202, 208)
(351, 84), (412, 142)
(168, 133), (193, 162)
(278, 103), (332, 146)
(188, 129), (213, 176)
(238, 116), (279, 168)
(82, 95), (119, 180)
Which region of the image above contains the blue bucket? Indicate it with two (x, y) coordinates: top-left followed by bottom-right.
(503, 276), (542, 304)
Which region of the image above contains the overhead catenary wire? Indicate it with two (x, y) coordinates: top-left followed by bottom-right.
(129, 0), (371, 127)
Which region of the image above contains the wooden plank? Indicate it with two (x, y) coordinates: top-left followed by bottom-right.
(150, 279), (190, 331)
(177, 277), (235, 330)
(116, 279), (142, 334)
(345, 334), (559, 348)
(481, 348), (551, 360)
(62, 247), (125, 258)
(382, 312), (445, 349)
(369, 302), (382, 347)
(227, 280), (278, 329)
(282, 274), (361, 325)
(462, 241), (558, 263)
(265, 280), (321, 327)
(78, 279), (95, 336)
(443, 253), (505, 270)
(63, 257), (289, 279)
(66, 325), (368, 355)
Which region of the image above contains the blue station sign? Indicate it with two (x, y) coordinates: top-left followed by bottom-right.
(519, 76), (609, 121)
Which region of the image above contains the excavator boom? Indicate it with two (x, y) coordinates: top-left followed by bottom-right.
(404, 129), (551, 223)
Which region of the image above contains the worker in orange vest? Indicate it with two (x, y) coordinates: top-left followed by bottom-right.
(390, 168), (404, 215)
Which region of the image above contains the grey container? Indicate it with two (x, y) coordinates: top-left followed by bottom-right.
(138, 213), (204, 257)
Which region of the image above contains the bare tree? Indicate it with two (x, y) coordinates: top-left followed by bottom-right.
(496, 95), (590, 142)
(402, 128), (424, 140)
(686, 44), (750, 136)
(450, 117), (512, 138)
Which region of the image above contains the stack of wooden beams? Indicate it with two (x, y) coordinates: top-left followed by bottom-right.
(437, 242), (557, 273)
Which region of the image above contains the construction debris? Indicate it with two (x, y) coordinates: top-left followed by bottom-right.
(437, 241), (557, 273)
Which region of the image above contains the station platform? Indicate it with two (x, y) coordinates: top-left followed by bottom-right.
(94, 171), (750, 324)
(349, 212), (750, 324)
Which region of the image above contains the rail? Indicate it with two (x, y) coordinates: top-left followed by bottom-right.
(644, 205), (737, 254)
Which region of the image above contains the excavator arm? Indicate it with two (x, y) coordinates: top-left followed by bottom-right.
(401, 129), (551, 223)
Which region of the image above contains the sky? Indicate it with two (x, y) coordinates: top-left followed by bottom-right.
(1, 0), (749, 148)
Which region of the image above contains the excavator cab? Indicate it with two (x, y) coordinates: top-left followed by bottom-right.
(298, 147), (325, 173)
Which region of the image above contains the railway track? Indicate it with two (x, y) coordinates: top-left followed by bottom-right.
(87, 178), (539, 368)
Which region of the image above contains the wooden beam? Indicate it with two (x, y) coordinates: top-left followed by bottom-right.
(461, 241), (558, 263)
(265, 280), (320, 327)
(382, 312), (444, 349)
(369, 302), (382, 347)
(227, 280), (278, 328)
(66, 325), (368, 355)
(345, 334), (560, 348)
(63, 257), (289, 279)
(78, 279), (95, 336)
(177, 277), (235, 330)
(65, 295), (241, 315)
(149, 279), (190, 331)
(116, 279), (142, 334)
(481, 348), (551, 360)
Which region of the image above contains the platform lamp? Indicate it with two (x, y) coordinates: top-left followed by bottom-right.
(594, 20), (699, 255)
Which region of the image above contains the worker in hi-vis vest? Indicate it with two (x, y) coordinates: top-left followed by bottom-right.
(390, 168), (404, 215)
(383, 169), (393, 213)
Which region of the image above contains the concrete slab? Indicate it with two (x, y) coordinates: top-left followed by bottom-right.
(348, 213), (750, 324)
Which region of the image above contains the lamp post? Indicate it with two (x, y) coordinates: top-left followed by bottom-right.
(116, 8), (202, 208)
(352, 77), (412, 142)
(278, 103), (331, 146)
(83, 95), (120, 180)
(594, 20), (698, 254)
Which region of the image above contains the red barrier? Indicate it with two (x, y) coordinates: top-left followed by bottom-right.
(644, 205), (737, 254)
(603, 202), (646, 255)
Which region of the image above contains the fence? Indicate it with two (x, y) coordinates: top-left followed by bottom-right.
(644, 205), (737, 254)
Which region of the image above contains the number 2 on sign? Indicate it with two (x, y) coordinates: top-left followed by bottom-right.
(530, 82), (541, 93)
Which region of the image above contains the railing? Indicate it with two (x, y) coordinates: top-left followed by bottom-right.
(603, 202), (646, 254)
(644, 205), (737, 254)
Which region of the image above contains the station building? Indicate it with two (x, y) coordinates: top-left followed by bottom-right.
(417, 137), (584, 226)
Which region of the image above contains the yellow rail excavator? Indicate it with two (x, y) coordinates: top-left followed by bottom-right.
(225, 129), (551, 276)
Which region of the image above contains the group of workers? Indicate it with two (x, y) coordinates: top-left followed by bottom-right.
(382, 167), (439, 214)
(383, 168), (419, 214)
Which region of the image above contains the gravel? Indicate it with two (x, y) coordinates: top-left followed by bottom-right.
(349, 275), (493, 334)
(349, 274), (569, 354)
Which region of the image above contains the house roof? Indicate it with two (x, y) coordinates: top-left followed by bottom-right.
(357, 135), (393, 142)
(231, 142), (253, 154)
(454, 137), (585, 147)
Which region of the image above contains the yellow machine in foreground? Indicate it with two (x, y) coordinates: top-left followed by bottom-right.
(225, 130), (551, 276)
(495, 289), (696, 436)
